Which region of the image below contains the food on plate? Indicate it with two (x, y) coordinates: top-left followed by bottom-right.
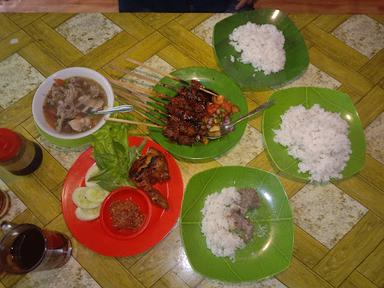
(201, 187), (259, 259)
(72, 186), (109, 221)
(108, 200), (145, 230)
(85, 164), (101, 187)
(163, 80), (238, 145)
(129, 148), (170, 209)
(43, 76), (107, 133)
(273, 104), (351, 182)
(76, 206), (101, 221)
(90, 119), (171, 209)
(229, 23), (286, 75)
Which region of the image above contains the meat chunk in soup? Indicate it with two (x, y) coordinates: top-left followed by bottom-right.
(43, 76), (107, 134)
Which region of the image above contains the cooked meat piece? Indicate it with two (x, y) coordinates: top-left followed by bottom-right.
(238, 188), (259, 210)
(230, 208), (254, 242)
(129, 148), (170, 209)
(68, 117), (92, 132)
(163, 80), (212, 145)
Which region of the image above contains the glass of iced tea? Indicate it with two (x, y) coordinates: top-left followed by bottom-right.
(0, 221), (72, 274)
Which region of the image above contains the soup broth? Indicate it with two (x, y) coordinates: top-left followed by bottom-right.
(43, 76), (107, 134)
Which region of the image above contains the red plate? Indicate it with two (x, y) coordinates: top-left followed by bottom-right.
(62, 136), (184, 256)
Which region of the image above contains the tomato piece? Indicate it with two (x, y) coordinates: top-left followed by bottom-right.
(213, 95), (224, 105)
(222, 101), (233, 113)
(54, 78), (66, 86)
(207, 103), (220, 114)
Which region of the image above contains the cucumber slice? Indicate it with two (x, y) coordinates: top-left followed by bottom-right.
(72, 187), (100, 209)
(85, 186), (109, 204)
(85, 164), (101, 187)
(75, 207), (100, 221)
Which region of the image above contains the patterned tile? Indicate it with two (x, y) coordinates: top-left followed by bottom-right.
(38, 137), (88, 170)
(192, 13), (232, 46)
(122, 55), (174, 88)
(197, 277), (287, 288)
(172, 249), (203, 287)
(14, 257), (101, 288)
(332, 15), (384, 58)
(0, 53), (45, 108)
(216, 125), (264, 166)
(56, 13), (122, 54)
(284, 63), (341, 89)
(290, 183), (368, 249)
(0, 179), (27, 221)
(365, 112), (384, 164)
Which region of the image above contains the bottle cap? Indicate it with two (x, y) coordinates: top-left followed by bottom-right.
(0, 128), (22, 162)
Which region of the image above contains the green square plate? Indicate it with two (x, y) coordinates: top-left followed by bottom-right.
(148, 67), (247, 162)
(262, 87), (366, 181)
(213, 9), (309, 91)
(180, 166), (293, 282)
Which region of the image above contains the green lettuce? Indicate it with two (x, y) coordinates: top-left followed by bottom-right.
(89, 115), (145, 191)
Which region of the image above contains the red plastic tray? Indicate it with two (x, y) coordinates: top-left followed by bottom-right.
(62, 136), (184, 256)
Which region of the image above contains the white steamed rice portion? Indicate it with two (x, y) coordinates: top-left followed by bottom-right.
(229, 22), (286, 75)
(201, 187), (245, 259)
(273, 104), (352, 183)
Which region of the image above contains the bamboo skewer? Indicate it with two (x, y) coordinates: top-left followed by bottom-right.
(107, 117), (163, 128)
(125, 57), (218, 97)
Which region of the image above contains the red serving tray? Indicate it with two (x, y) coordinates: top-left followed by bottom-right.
(62, 136), (184, 256)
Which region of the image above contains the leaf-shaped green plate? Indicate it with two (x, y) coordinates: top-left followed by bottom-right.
(213, 9), (309, 91)
(181, 166), (293, 282)
(149, 67), (247, 162)
(262, 87), (366, 181)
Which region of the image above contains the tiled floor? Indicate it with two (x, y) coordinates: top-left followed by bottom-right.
(0, 12), (384, 288)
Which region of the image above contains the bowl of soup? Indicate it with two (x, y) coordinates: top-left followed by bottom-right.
(32, 67), (114, 147)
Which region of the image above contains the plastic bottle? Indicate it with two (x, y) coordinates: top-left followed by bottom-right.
(0, 128), (43, 175)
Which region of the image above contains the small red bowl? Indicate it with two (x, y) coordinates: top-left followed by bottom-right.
(100, 187), (152, 239)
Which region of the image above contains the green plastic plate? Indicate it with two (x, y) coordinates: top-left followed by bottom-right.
(262, 87), (366, 181)
(181, 166), (293, 282)
(213, 9), (309, 91)
(149, 67), (247, 162)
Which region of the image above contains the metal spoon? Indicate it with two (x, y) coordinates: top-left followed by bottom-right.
(207, 100), (274, 140)
(87, 104), (134, 115)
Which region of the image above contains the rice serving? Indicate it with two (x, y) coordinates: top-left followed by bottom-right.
(229, 22), (286, 75)
(201, 187), (245, 259)
(273, 104), (352, 183)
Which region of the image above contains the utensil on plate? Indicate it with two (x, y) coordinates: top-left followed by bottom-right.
(87, 104), (134, 115)
(207, 100), (274, 139)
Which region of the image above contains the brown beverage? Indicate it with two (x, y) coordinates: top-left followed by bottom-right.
(0, 222), (72, 274)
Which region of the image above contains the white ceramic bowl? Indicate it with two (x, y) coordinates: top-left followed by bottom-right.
(32, 67), (114, 140)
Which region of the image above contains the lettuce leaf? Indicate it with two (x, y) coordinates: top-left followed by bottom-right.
(89, 114), (145, 191)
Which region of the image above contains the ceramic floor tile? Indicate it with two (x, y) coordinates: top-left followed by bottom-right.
(172, 248), (203, 287)
(122, 55), (174, 88)
(332, 15), (384, 58)
(284, 63), (341, 89)
(197, 277), (286, 288)
(0, 179), (27, 221)
(0, 53), (45, 108)
(38, 137), (88, 170)
(56, 13), (122, 54)
(365, 112), (384, 164)
(290, 183), (368, 249)
(192, 13), (232, 46)
(14, 257), (101, 288)
(216, 125), (264, 166)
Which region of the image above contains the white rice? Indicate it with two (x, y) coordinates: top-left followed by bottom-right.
(273, 104), (351, 183)
(229, 22), (286, 75)
(201, 187), (245, 259)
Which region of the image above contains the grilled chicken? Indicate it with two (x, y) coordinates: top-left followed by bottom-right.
(129, 148), (170, 209)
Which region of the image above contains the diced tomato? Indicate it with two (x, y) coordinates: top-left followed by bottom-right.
(213, 95), (224, 105)
(222, 101), (233, 113)
(54, 78), (65, 86)
(207, 103), (220, 114)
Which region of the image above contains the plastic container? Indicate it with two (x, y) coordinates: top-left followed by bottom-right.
(0, 128), (43, 175)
